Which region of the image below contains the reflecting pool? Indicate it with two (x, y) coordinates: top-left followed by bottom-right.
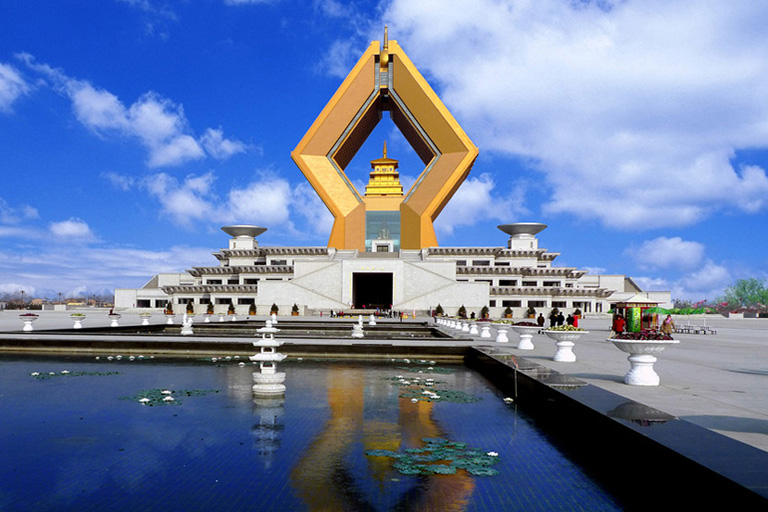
(0, 355), (622, 511)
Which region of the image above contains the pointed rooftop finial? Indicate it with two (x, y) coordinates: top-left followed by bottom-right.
(383, 140), (387, 158)
(384, 25), (389, 50)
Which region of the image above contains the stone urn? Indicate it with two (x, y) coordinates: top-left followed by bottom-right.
(70, 313), (86, 329)
(480, 325), (492, 338)
(510, 324), (539, 350)
(165, 314), (175, 325)
(138, 312), (152, 326)
(544, 330), (588, 362)
(218, 313), (226, 322)
(203, 313), (212, 323)
(609, 338), (680, 386)
(492, 324), (509, 343)
(108, 313), (121, 327)
(19, 313), (39, 332)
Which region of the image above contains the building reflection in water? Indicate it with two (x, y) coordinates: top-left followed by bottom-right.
(290, 365), (475, 511)
(252, 396), (285, 470)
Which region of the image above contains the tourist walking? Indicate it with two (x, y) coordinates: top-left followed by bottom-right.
(661, 314), (675, 335)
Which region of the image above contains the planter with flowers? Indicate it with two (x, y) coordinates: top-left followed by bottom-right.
(510, 321), (539, 350)
(608, 331), (679, 386)
(543, 325), (588, 362)
(19, 312), (39, 332)
(69, 312), (86, 329)
(108, 312), (122, 327)
(138, 312), (152, 325)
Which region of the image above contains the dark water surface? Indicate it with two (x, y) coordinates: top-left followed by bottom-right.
(0, 354), (621, 511)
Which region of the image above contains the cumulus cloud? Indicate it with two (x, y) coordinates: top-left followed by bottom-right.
(139, 170), (329, 238)
(17, 54), (247, 167)
(50, 218), (95, 241)
(435, 173), (528, 236)
(0, 62), (30, 112)
(377, 0), (768, 229)
(625, 236), (705, 271)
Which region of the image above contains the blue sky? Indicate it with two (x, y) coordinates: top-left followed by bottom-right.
(1, 0), (767, 301)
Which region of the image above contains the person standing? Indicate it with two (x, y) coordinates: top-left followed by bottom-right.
(661, 314), (675, 335)
(556, 312), (565, 326)
(566, 314), (574, 326)
(537, 313), (545, 327)
(612, 314), (626, 335)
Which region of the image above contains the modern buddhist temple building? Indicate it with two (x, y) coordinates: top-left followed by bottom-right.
(115, 32), (670, 316)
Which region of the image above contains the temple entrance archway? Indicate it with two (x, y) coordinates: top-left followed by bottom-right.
(352, 273), (393, 309)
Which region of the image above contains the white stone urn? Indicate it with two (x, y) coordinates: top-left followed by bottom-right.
(492, 324), (509, 343)
(108, 313), (121, 327)
(165, 314), (175, 325)
(203, 313), (212, 323)
(544, 330), (588, 362)
(368, 314), (376, 326)
(19, 313), (39, 332)
(138, 312), (152, 326)
(218, 313), (226, 322)
(469, 323), (479, 335)
(480, 325), (492, 338)
(510, 325), (540, 350)
(610, 338), (680, 386)
(70, 313), (86, 329)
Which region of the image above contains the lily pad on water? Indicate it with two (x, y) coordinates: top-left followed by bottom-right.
(122, 388), (219, 406)
(366, 437), (500, 477)
(398, 387), (481, 404)
(30, 371), (120, 380)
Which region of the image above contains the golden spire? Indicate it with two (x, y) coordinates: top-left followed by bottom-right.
(380, 26), (389, 75)
(382, 140), (387, 158)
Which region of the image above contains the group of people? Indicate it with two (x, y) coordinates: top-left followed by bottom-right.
(539, 310), (578, 328)
(611, 313), (675, 334)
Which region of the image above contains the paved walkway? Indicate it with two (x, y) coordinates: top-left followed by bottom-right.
(2, 310), (767, 454)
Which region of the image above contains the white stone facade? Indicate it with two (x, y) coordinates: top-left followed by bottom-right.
(114, 225), (671, 317)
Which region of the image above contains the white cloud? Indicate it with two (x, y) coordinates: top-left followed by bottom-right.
(435, 173), (528, 236)
(379, 0), (768, 229)
(0, 197), (39, 224)
(142, 172), (216, 226)
(626, 236), (705, 271)
(675, 260), (732, 300)
(200, 127), (248, 160)
(18, 54), (246, 168)
(0, 62), (30, 112)
(50, 218), (95, 241)
(140, 171), (327, 237)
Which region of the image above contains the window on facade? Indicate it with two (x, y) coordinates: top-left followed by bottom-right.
(473, 260), (491, 266)
(552, 301), (567, 308)
(528, 300), (546, 308)
(137, 300), (151, 308)
(228, 278), (239, 285)
(243, 279), (259, 285)
(271, 260), (287, 266)
(238, 298), (255, 305)
(215, 298), (233, 305)
(206, 279), (222, 285)
(502, 300), (522, 307)
(522, 281), (537, 287)
(489, 300), (497, 307)
(475, 279), (492, 284)
(495, 262), (510, 266)
(456, 260), (467, 266)
(499, 279), (517, 286)
(543, 281), (560, 287)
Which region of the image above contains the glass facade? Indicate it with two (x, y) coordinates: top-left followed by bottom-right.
(365, 211), (400, 252)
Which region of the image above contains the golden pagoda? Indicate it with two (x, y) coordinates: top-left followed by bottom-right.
(365, 142), (403, 197)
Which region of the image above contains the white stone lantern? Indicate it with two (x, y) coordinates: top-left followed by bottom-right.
(251, 321), (287, 395)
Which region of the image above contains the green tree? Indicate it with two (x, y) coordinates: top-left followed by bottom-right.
(720, 278), (768, 308)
